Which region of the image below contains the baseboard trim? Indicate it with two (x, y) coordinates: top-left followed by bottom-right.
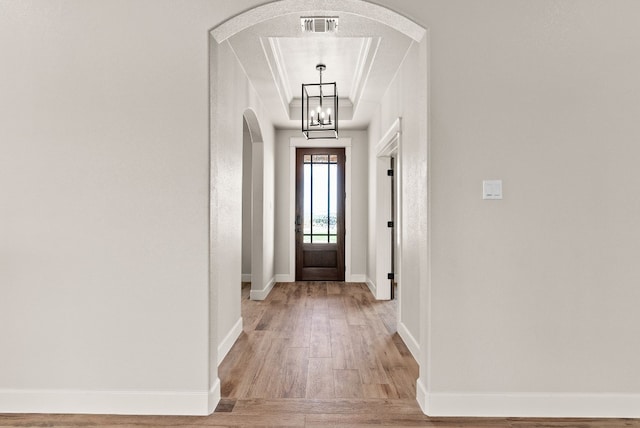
(416, 377), (429, 415)
(397, 321), (420, 364)
(424, 392), (640, 418)
(0, 388), (211, 416)
(241, 273), (251, 283)
(250, 276), (276, 300)
(217, 317), (243, 366)
(275, 274), (294, 283)
(348, 274), (367, 283)
(208, 378), (221, 415)
(365, 277), (376, 296)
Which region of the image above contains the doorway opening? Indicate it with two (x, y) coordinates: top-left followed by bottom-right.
(209, 0), (428, 415)
(241, 117), (253, 286)
(375, 118), (402, 302)
(389, 155), (397, 299)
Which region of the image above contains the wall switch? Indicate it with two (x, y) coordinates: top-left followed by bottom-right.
(483, 180), (502, 200)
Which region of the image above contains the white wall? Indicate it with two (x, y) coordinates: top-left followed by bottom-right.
(369, 40), (425, 355)
(210, 41), (275, 346)
(2, 0), (640, 419)
(274, 130), (368, 281)
(0, 0), (226, 415)
(381, 0), (640, 417)
(0, 0), (276, 415)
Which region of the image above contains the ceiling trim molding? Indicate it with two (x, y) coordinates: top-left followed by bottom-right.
(266, 38), (293, 104)
(211, 0), (426, 43)
(349, 37), (372, 104)
(261, 37), (292, 117)
(289, 97), (354, 121)
(350, 36), (379, 116)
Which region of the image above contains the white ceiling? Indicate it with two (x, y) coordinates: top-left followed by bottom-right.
(228, 11), (413, 130)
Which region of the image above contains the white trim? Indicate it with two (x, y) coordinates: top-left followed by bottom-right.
(241, 274), (251, 283)
(250, 276), (276, 300)
(397, 321), (419, 363)
(264, 37), (292, 112)
(210, 0), (426, 44)
(208, 379), (221, 415)
(217, 317), (243, 366)
(0, 388), (212, 416)
(416, 378), (429, 415)
(348, 274), (367, 283)
(376, 117), (401, 155)
(289, 97), (354, 121)
(424, 392), (640, 418)
(275, 274), (294, 283)
(374, 118), (402, 301)
(289, 138), (352, 282)
(365, 277), (376, 296)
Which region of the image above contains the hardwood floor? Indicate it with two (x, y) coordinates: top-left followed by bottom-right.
(1, 282), (638, 427)
(219, 281), (414, 401)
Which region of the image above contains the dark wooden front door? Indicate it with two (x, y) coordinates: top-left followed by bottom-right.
(295, 148), (345, 281)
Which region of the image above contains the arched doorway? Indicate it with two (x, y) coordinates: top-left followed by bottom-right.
(209, 0), (429, 414)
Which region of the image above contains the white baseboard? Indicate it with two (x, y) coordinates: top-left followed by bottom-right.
(250, 276), (276, 300)
(0, 388), (211, 416)
(365, 277), (376, 296)
(416, 377), (429, 415)
(422, 391), (640, 418)
(348, 274), (367, 282)
(241, 274), (251, 282)
(397, 321), (420, 364)
(217, 317), (243, 366)
(208, 378), (220, 415)
(275, 273), (294, 283)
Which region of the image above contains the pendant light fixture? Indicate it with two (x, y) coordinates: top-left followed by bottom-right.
(302, 64), (338, 139)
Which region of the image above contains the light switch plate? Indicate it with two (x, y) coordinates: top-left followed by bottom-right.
(483, 180), (502, 200)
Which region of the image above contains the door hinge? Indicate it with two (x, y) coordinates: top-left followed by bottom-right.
(387, 221), (394, 228)
(387, 273), (395, 280)
(387, 169), (394, 177)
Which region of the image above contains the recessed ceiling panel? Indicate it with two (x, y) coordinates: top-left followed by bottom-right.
(269, 37), (370, 103)
(228, 11), (414, 129)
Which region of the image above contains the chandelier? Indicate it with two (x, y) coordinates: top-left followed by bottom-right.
(302, 64), (338, 139)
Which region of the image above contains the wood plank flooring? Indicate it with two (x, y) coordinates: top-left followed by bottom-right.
(219, 282), (415, 400)
(1, 282), (639, 427)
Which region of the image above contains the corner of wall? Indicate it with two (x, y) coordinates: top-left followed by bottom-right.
(397, 321), (420, 363)
(365, 277), (377, 296)
(208, 378), (221, 415)
(249, 276), (276, 300)
(217, 317), (243, 366)
(416, 377), (430, 415)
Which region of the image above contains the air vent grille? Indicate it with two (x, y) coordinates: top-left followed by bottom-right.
(301, 16), (339, 33)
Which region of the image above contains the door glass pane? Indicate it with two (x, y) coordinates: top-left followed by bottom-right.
(329, 162), (337, 242)
(311, 160), (329, 243)
(303, 162), (312, 242)
(302, 153), (339, 244)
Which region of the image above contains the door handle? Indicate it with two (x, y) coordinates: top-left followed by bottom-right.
(295, 215), (301, 226)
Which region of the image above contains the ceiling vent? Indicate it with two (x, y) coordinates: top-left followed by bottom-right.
(301, 16), (339, 33)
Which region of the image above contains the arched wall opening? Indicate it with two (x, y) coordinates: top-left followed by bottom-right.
(242, 108), (269, 301)
(241, 117), (253, 283)
(209, 0), (429, 415)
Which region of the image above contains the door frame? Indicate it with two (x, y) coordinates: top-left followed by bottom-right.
(375, 118), (402, 302)
(288, 137), (353, 282)
(295, 147), (346, 281)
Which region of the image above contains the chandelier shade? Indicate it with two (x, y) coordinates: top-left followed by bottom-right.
(302, 64), (338, 139)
